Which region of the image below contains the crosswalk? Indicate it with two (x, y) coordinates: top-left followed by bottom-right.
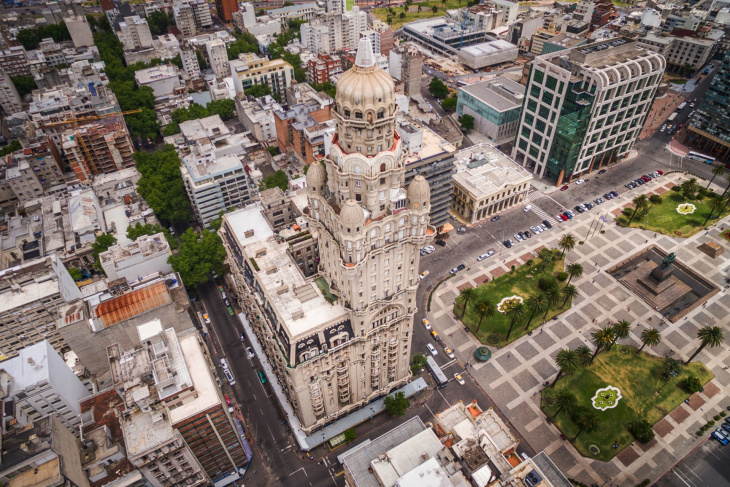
(525, 188), (562, 225)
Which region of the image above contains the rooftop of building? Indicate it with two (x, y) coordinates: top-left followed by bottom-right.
(460, 39), (519, 56)
(267, 1), (318, 13)
(225, 202), (348, 338)
(453, 143), (532, 198)
(99, 233), (170, 268)
(402, 120), (457, 165)
(0, 416), (55, 474)
(121, 406), (176, 459)
(458, 76), (525, 112)
(545, 32), (588, 48)
(177, 114), (230, 141)
(0, 340), (56, 394)
(134, 64), (179, 83)
(370, 428), (446, 486)
(403, 16), (485, 37)
(182, 152), (244, 184)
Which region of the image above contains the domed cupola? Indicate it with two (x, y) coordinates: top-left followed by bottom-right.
(340, 200), (364, 233)
(407, 175), (430, 211)
(306, 160), (327, 195)
(334, 39), (397, 156)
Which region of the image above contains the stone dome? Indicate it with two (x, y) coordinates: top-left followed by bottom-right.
(340, 200), (364, 229)
(336, 39), (395, 114)
(306, 161), (326, 193)
(407, 175), (430, 209)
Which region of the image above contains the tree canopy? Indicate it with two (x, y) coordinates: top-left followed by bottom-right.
(16, 22), (70, 50)
(134, 145), (192, 223)
(383, 391), (410, 417)
(260, 170), (289, 192)
(458, 114), (475, 132)
(310, 82), (336, 99)
(168, 228), (227, 290)
(146, 10), (175, 36)
(227, 31), (260, 60)
(441, 96), (457, 111)
(428, 78), (449, 99)
(92, 233), (117, 272)
(164, 100), (236, 135)
(244, 84), (272, 98)
(11, 75), (37, 97)
(127, 222), (164, 241)
(0, 140), (22, 157)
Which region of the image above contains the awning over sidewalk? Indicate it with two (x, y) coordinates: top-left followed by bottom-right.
(441, 222), (454, 233)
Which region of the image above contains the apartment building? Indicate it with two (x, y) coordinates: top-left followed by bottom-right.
(0, 67), (21, 115)
(64, 15), (95, 47)
(180, 47), (202, 78)
(273, 87), (334, 162)
(307, 53), (343, 84)
(235, 94), (278, 142)
(342, 6), (368, 50)
(266, 2), (321, 21)
(173, 0), (213, 37)
(134, 64), (184, 97)
(0, 254), (82, 359)
(100, 233), (173, 281)
(215, 0), (238, 22)
(456, 76), (525, 146)
(206, 38), (229, 78)
(0, 340), (91, 434)
(229, 53), (294, 96)
(118, 15), (154, 50)
(373, 21), (394, 56)
(61, 118), (135, 181)
(512, 38), (665, 185)
(687, 50), (730, 161)
(452, 143), (532, 224)
(220, 41), (431, 434)
(0, 46), (30, 77)
(662, 32), (721, 71)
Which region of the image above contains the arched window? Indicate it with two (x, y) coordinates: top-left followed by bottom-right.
(380, 163), (386, 172)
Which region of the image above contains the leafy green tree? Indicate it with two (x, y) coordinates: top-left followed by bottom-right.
(195, 49), (208, 70)
(627, 194), (649, 225)
(458, 114), (475, 132)
(441, 96), (457, 111)
(591, 326), (615, 361)
(538, 247), (554, 269)
(343, 428), (356, 442)
(146, 10), (175, 36)
(245, 84), (272, 98)
(628, 420), (655, 443)
(127, 223), (165, 241)
(658, 357), (681, 392)
(16, 22), (70, 50)
(680, 375), (703, 393)
(311, 82), (336, 98)
(411, 353), (427, 373)
(68, 267), (83, 281)
(525, 293), (547, 329)
(552, 349), (578, 386)
(11, 75), (36, 97)
(168, 228), (227, 290)
(227, 31), (260, 59)
(566, 262), (583, 285)
(504, 301), (524, 340)
(428, 78), (448, 99)
(561, 284), (577, 308)
(686, 326), (724, 364)
(134, 145), (192, 223)
(558, 234), (576, 258)
(474, 297), (496, 333)
(612, 320), (631, 346)
(383, 391), (409, 417)
(259, 170), (289, 192)
(551, 390), (577, 418)
(637, 327), (661, 354)
(163, 122), (180, 136)
(0, 140), (22, 157)
(576, 345), (592, 366)
(92, 233), (117, 271)
(457, 287), (477, 318)
(571, 407), (600, 440)
(206, 99), (236, 120)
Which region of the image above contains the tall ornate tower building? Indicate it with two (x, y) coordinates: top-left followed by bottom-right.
(220, 40), (431, 434)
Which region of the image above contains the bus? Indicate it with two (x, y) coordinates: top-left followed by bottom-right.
(676, 102), (687, 112)
(426, 356), (449, 388)
(686, 151), (716, 164)
(667, 113), (678, 122)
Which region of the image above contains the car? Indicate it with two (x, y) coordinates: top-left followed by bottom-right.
(224, 369), (235, 385)
(422, 318), (432, 330)
(656, 170), (663, 175)
(575, 179), (585, 184)
(457, 227), (466, 234)
(220, 358), (229, 370)
(240, 333), (246, 342)
(514, 233), (523, 242)
(566, 210), (575, 217)
(585, 202), (594, 210)
(575, 206), (584, 213)
(556, 214), (565, 221)
(258, 370), (267, 384)
(427, 343), (438, 356)
(420, 270), (430, 280)
(220, 290), (227, 299)
(449, 266), (460, 275)
(504, 240), (513, 248)
(543, 220), (552, 229)
(660, 124), (667, 132)
(609, 191), (618, 197)
(457, 264), (465, 272)
(713, 431), (728, 445)
(625, 182), (634, 189)
(224, 395), (231, 405)
(721, 425), (730, 437)
(598, 169), (607, 175)
(641, 176), (650, 182)
(431, 330), (440, 342)
(523, 204), (532, 212)
(564, 212), (573, 220)
(560, 185), (569, 191)
(524, 230), (531, 238)
(724, 417), (730, 428)
(477, 253), (490, 261)
(490, 215), (501, 222)
(203, 313), (211, 324)
(224, 298), (230, 307)
(168, 226), (175, 236)
(246, 347), (255, 358)
(530, 226), (538, 234)
(436, 240), (447, 246)
(426, 245), (435, 252)
(444, 347), (455, 359)
(716, 428), (729, 440)
(454, 373), (465, 385)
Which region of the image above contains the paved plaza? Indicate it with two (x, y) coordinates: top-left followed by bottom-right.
(428, 172), (730, 485)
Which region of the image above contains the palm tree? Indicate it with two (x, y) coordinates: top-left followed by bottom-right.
(475, 297), (496, 333)
(417, 4), (422, 12)
(722, 173), (730, 197)
(457, 287), (477, 318)
(637, 327), (661, 354)
(561, 284), (577, 308)
(627, 194), (649, 225)
(680, 178), (700, 200)
(572, 407), (600, 440)
(538, 247), (554, 270)
(591, 326), (615, 361)
(566, 263), (583, 285)
(703, 196), (726, 226)
(657, 357), (682, 392)
(552, 390), (577, 418)
(576, 345), (592, 366)
(543, 287), (560, 320)
(505, 302), (525, 340)
(707, 165), (726, 189)
(431, 5), (438, 16)
(441, 0), (446, 7)
(552, 349), (579, 386)
(612, 320), (631, 346)
(558, 234), (576, 259)
(686, 326), (724, 364)
(525, 294), (547, 330)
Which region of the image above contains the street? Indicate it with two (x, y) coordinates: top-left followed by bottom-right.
(655, 437), (730, 487)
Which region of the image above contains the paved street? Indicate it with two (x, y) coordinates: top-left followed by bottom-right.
(655, 438), (730, 487)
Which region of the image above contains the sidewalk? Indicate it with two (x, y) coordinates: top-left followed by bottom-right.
(428, 172), (730, 485)
(640, 91), (685, 140)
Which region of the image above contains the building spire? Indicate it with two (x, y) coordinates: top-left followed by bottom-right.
(354, 38), (375, 68)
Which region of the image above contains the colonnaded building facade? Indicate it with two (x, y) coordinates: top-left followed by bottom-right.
(220, 39), (432, 433)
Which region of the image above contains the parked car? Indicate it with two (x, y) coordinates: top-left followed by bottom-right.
(597, 169), (607, 174)
(563, 212), (573, 220)
(594, 198), (604, 205)
(449, 266), (461, 275)
(224, 298), (230, 307)
(224, 395), (231, 405)
(240, 333), (246, 342)
(660, 124), (667, 132)
(523, 204), (532, 212)
(224, 369), (235, 386)
(575, 179), (585, 184)
(420, 270), (430, 280)
(457, 227), (466, 234)
(426, 245), (435, 252)
(713, 431), (728, 445)
(514, 233), (523, 242)
(656, 170), (663, 175)
(490, 215), (501, 222)
(220, 358), (229, 370)
(246, 347), (255, 359)
(258, 371), (267, 384)
(431, 330), (440, 342)
(203, 313), (211, 324)
(454, 373), (465, 385)
(575, 206), (585, 213)
(436, 240), (447, 246)
(524, 230), (531, 238)
(477, 252), (492, 261)
(457, 264), (465, 272)
(422, 318), (432, 330)
(504, 240), (513, 248)
(560, 185), (569, 191)
(444, 347), (455, 359)
(542, 220), (552, 229)
(427, 343), (438, 356)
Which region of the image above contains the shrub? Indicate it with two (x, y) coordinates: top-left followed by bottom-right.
(635, 481), (650, 487)
(622, 208), (634, 216)
(721, 411), (727, 417)
(708, 420), (716, 427)
(578, 241), (584, 245)
(680, 375), (703, 393)
(715, 414), (721, 421)
(600, 230), (606, 234)
(557, 272), (568, 282)
(538, 275), (559, 291)
(628, 419), (655, 443)
(649, 194), (662, 204)
(344, 428), (356, 443)
(672, 185), (681, 192)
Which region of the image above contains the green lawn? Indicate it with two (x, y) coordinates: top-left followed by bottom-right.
(315, 277), (337, 303)
(617, 191), (730, 238)
(453, 249), (571, 347)
(719, 230), (730, 243)
(542, 346), (713, 462)
(373, 0), (469, 30)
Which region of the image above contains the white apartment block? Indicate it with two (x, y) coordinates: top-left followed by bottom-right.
(342, 7), (368, 51)
(180, 48), (201, 78)
(207, 38), (229, 78)
(0, 340), (91, 435)
(229, 53), (294, 96)
(100, 233), (173, 282)
(235, 94), (278, 142)
(361, 29), (381, 55)
(512, 38), (665, 185)
(134, 65), (183, 97)
(301, 22), (332, 55)
(118, 15), (154, 50)
(64, 15), (94, 47)
(0, 67), (21, 115)
(266, 2), (321, 21)
(664, 34), (720, 71)
(173, 0), (212, 37)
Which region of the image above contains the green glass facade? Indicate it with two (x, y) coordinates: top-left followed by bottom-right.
(687, 51), (730, 160)
(545, 81), (594, 178)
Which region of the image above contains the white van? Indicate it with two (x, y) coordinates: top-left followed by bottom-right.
(523, 204), (532, 212)
(224, 369), (235, 386)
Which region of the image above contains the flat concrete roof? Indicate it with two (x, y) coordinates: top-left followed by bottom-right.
(169, 333), (220, 425)
(458, 77), (524, 113)
(453, 143), (532, 199)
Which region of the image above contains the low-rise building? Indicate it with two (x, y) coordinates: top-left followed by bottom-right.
(456, 76), (525, 146)
(134, 64), (184, 97)
(229, 53), (294, 96)
(458, 39), (519, 70)
(236, 94), (278, 142)
(451, 143), (532, 224)
(273, 86), (334, 161)
(541, 32), (588, 54)
(402, 17), (492, 57)
(65, 15), (95, 48)
(118, 15), (154, 50)
(266, 2), (321, 21)
(100, 233), (173, 282)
